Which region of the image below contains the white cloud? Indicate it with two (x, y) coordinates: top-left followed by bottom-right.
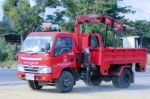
(120, 0), (150, 20)
(0, 0), (4, 21)
(40, 6), (66, 21)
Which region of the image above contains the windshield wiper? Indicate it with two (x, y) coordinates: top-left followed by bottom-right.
(30, 51), (43, 54)
(21, 49), (46, 54)
(20, 50), (41, 54)
(21, 50), (34, 53)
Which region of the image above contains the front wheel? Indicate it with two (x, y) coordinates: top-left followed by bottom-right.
(55, 71), (74, 93)
(28, 81), (43, 90)
(112, 69), (132, 88)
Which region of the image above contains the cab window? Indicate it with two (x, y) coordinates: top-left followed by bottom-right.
(54, 37), (72, 56)
(90, 36), (100, 48)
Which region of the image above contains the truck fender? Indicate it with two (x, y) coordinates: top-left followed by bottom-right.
(52, 67), (76, 80)
(110, 66), (131, 76)
(110, 65), (134, 83)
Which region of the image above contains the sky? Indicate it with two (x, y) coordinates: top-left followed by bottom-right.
(0, 0), (4, 20)
(120, 0), (150, 20)
(0, 0), (150, 21)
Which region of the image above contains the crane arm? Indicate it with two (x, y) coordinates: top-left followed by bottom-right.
(75, 15), (123, 33)
(74, 15), (124, 53)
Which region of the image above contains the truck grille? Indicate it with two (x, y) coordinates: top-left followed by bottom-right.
(24, 66), (39, 73)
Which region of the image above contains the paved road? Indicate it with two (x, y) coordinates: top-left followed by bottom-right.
(0, 67), (150, 86)
(1, 68), (150, 99)
(0, 68), (150, 86)
(0, 69), (25, 85)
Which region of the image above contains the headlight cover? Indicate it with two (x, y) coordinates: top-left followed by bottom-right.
(38, 66), (51, 74)
(17, 64), (25, 72)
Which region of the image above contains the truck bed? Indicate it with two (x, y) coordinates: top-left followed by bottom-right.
(90, 47), (147, 75)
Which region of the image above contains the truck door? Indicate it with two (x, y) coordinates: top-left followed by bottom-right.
(52, 37), (75, 78)
(89, 35), (101, 65)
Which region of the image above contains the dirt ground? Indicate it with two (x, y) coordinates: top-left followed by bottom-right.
(1, 80), (150, 99)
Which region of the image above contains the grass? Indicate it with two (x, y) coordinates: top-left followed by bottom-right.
(0, 60), (17, 68)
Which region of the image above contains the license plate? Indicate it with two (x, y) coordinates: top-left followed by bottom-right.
(25, 73), (34, 80)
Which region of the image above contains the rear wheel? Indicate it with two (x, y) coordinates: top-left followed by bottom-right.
(55, 71), (74, 93)
(112, 69), (132, 88)
(28, 81), (43, 90)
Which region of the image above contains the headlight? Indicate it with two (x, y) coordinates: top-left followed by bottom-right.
(17, 64), (24, 72)
(38, 66), (51, 74)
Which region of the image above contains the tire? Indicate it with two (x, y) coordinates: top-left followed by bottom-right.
(28, 81), (43, 90)
(55, 71), (74, 93)
(112, 69), (132, 88)
(89, 76), (102, 86)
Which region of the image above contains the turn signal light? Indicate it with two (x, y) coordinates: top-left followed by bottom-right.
(43, 57), (51, 60)
(41, 76), (46, 81)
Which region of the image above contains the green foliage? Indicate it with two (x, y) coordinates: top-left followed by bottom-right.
(0, 50), (7, 62)
(0, 39), (16, 61)
(62, 0), (133, 32)
(0, 60), (17, 68)
(3, 0), (133, 35)
(36, 0), (59, 7)
(36, 0), (65, 24)
(35, 0), (134, 47)
(3, 0), (66, 42)
(0, 21), (13, 35)
(3, 0), (42, 42)
(124, 20), (150, 37)
(61, 0), (133, 47)
(124, 20), (150, 52)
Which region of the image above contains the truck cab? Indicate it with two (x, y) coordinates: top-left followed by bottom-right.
(17, 32), (76, 86)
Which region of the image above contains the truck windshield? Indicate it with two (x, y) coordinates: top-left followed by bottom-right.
(21, 35), (54, 53)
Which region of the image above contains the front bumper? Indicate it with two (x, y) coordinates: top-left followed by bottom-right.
(17, 72), (52, 82)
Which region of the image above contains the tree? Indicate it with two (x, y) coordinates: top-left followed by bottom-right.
(3, 0), (42, 43)
(3, 0), (66, 43)
(0, 21), (13, 35)
(60, 0), (133, 46)
(3, 0), (134, 45)
(124, 20), (150, 52)
(36, 0), (65, 24)
(61, 0), (133, 32)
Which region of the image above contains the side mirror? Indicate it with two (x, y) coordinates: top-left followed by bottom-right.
(45, 43), (50, 51)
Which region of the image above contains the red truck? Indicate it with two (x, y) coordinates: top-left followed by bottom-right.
(17, 15), (147, 93)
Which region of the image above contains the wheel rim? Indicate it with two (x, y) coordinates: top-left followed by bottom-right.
(123, 74), (130, 84)
(63, 77), (72, 88)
